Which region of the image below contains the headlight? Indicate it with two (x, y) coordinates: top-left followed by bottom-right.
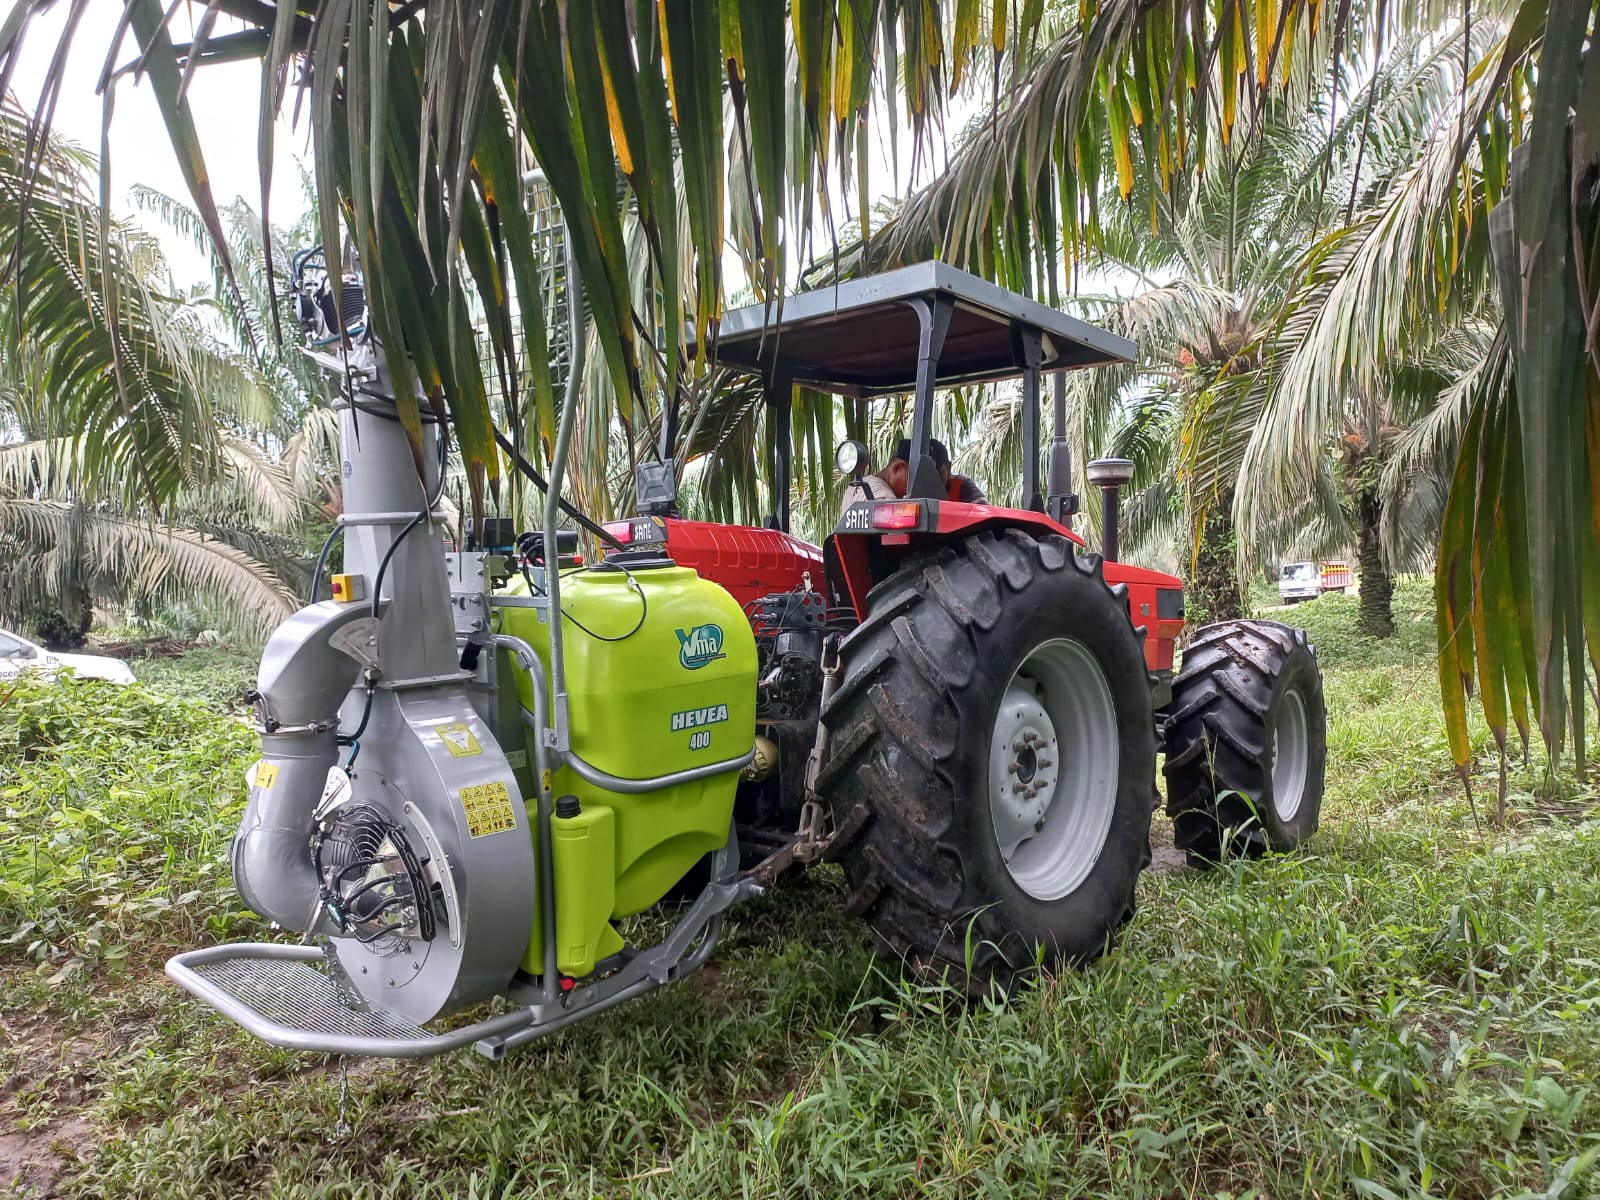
(834, 439), (869, 477)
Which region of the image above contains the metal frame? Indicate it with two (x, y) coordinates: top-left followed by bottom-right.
(164, 837), (759, 1060)
(691, 263), (1134, 528)
(701, 261), (1135, 387)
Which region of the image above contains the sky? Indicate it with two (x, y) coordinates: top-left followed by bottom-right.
(10, 6), (975, 294)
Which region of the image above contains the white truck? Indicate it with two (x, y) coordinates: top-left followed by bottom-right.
(1279, 560), (1352, 604)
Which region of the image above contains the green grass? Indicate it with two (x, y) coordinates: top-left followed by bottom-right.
(3, 593), (1599, 1198)
(121, 644), (262, 711)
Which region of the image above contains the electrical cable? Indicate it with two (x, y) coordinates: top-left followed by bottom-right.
(560, 561), (649, 643)
(312, 391), (441, 605)
(353, 388), (442, 422)
(369, 508), (427, 619)
(369, 420), (450, 619)
(308, 522), (345, 603)
(492, 426), (626, 550)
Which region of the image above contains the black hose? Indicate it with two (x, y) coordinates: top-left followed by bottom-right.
(369, 509), (426, 618)
(369, 418), (450, 618)
(341, 685), (376, 743)
(308, 523), (345, 603)
(493, 427), (627, 551)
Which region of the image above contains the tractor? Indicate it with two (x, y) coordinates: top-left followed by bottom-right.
(167, 258), (1326, 1059)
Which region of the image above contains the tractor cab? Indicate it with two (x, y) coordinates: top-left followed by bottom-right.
(610, 261), (1185, 683)
(683, 259), (1130, 527)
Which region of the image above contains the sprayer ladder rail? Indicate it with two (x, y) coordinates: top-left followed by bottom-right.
(164, 944), (537, 1058)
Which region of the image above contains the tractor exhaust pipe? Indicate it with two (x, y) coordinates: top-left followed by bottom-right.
(1046, 373), (1078, 524)
(1085, 458), (1135, 563)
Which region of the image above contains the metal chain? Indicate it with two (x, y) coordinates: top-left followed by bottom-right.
(331, 1054), (352, 1140)
(743, 634), (843, 889)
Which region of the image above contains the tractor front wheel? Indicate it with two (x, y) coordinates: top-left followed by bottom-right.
(817, 530), (1156, 996)
(1162, 619), (1326, 866)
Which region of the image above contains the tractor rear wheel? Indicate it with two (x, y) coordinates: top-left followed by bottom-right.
(1162, 619), (1326, 866)
(817, 530), (1156, 997)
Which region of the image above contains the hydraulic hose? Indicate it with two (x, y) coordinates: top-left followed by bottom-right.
(493, 428), (626, 551)
(369, 419), (450, 619)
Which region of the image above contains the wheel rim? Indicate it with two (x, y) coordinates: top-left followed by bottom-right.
(1270, 687), (1309, 822)
(986, 638), (1119, 901)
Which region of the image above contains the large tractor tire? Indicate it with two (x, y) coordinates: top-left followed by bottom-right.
(1162, 619), (1326, 866)
(816, 530), (1156, 997)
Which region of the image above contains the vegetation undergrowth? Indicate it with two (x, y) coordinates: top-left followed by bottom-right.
(0, 679), (260, 977)
(2, 587), (1598, 1198)
(118, 645), (261, 712)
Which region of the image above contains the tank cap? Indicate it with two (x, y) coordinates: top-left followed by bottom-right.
(555, 795), (582, 819)
(593, 548), (676, 571)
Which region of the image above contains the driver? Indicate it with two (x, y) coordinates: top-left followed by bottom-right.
(840, 438), (987, 515)
(924, 438), (987, 504)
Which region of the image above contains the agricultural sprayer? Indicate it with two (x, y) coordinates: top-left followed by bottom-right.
(167, 255), (1327, 1059)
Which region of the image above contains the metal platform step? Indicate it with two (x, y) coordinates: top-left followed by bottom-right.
(166, 944), (536, 1058)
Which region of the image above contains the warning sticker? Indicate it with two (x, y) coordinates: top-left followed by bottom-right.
(435, 722), (482, 758)
(460, 781), (517, 838)
(253, 762), (279, 790)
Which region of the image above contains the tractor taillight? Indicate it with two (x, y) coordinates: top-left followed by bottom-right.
(872, 502), (923, 531)
(602, 520), (634, 545)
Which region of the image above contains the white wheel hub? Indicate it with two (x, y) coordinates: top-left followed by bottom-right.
(1270, 686), (1309, 822)
(988, 685), (1062, 850)
(986, 638), (1120, 901)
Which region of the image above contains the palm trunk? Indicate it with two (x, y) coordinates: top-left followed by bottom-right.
(28, 590), (92, 650)
(1357, 490), (1394, 637)
(1188, 487), (1243, 626)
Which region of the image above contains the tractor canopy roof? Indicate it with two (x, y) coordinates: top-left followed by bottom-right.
(694, 261), (1134, 398)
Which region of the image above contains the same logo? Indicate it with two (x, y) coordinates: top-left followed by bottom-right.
(675, 623), (725, 670)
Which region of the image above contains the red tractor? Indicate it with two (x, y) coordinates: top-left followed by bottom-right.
(608, 262), (1328, 992)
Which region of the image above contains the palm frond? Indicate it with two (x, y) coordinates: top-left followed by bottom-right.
(0, 497), (298, 635)
(0, 100), (238, 507)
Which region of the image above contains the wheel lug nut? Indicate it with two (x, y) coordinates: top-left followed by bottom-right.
(1036, 757), (1052, 768)
(1007, 763), (1020, 774)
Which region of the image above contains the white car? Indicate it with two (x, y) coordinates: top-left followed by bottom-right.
(0, 628), (137, 684)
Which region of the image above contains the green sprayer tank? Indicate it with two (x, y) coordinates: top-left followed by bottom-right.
(496, 558), (756, 977)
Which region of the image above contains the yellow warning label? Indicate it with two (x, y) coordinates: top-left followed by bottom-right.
(436, 722), (482, 758)
(460, 781), (516, 838)
(253, 762), (278, 791)
(540, 769), (552, 794)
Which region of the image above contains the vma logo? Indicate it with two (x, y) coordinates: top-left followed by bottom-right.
(676, 623), (726, 670)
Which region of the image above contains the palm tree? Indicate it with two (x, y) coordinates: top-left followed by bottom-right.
(858, 30), (1474, 624)
(0, 0), (1594, 770)
(1241, 17), (1598, 797)
(0, 102), (311, 640)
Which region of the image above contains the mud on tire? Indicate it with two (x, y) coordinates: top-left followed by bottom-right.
(1162, 619), (1326, 867)
(816, 530), (1156, 997)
